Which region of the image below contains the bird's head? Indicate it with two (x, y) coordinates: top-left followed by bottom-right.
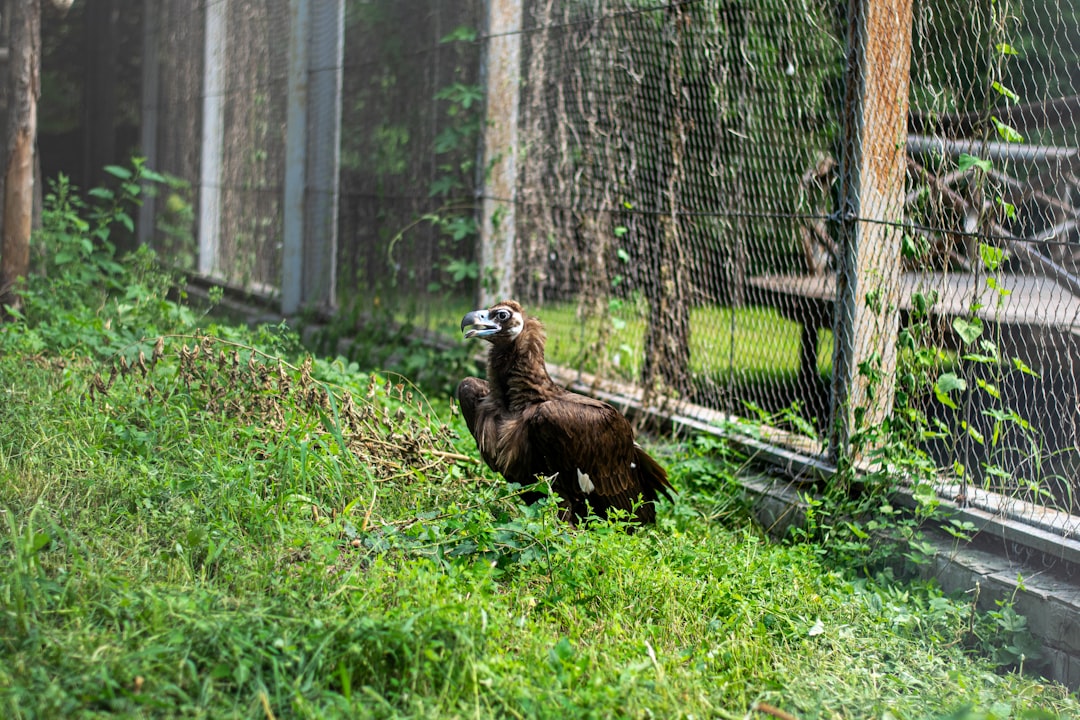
(461, 300), (525, 344)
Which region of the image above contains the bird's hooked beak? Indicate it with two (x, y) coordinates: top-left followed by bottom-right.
(461, 309), (498, 340)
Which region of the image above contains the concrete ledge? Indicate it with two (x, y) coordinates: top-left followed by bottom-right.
(741, 473), (1080, 689)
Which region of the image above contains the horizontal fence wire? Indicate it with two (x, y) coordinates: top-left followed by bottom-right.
(124, 0), (1080, 539)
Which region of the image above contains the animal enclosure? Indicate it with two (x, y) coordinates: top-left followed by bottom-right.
(122, 0), (1080, 540)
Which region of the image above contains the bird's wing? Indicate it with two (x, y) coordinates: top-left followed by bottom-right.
(523, 393), (646, 512)
(457, 377), (502, 473)
(456, 376), (489, 440)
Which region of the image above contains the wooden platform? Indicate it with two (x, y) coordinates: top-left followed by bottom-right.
(746, 272), (1080, 381)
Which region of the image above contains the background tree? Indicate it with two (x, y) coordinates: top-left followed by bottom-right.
(0, 0), (74, 316)
(1, 0), (42, 315)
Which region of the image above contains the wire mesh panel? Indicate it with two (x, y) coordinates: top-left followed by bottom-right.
(144, 0), (205, 270)
(904, 0), (1080, 528)
(338, 0), (483, 323)
(512, 0), (1080, 530)
(144, 0), (288, 291)
(138, 0), (1080, 535)
(516, 0), (845, 428)
(216, 0), (289, 292)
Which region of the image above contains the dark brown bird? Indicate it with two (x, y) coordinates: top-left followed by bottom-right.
(457, 300), (674, 525)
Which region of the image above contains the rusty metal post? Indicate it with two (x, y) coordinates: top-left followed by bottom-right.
(828, 0), (914, 463)
(477, 0), (521, 308)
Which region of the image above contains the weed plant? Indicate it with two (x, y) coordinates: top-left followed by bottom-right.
(0, 170), (1076, 718)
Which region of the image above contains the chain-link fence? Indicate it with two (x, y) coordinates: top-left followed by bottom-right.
(132, 0), (1080, 536)
(503, 0), (1080, 537)
(338, 0), (482, 324)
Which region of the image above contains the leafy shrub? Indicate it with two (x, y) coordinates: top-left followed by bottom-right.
(1, 161), (200, 357)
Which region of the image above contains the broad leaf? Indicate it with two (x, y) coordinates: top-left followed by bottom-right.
(958, 153), (992, 173)
(952, 316), (983, 345)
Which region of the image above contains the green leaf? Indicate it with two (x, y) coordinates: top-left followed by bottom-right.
(991, 116), (1024, 143)
(88, 187), (114, 200)
(1011, 357), (1040, 378)
(31, 532), (52, 553)
(952, 316), (983, 345)
(104, 164), (133, 180)
(936, 373), (966, 393)
(985, 277), (1011, 297)
(616, 248), (630, 262)
(958, 153), (992, 173)
(978, 243), (1007, 272)
(996, 42), (1019, 56)
(614, 226), (628, 238)
(996, 196), (1016, 220)
(976, 378), (1001, 400)
(439, 25), (478, 44)
(934, 372), (967, 409)
(991, 81), (1019, 103)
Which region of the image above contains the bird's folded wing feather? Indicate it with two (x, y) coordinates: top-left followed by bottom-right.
(524, 394), (640, 498)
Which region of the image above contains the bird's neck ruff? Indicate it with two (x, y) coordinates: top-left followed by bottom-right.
(487, 316), (558, 409)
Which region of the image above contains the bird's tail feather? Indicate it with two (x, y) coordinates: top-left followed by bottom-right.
(635, 446), (675, 502)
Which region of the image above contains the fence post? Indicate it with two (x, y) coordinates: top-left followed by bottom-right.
(198, 0), (226, 277)
(282, 0), (310, 315)
(477, 0), (521, 308)
(137, 0), (159, 247)
(304, 0), (344, 312)
(829, 0), (914, 463)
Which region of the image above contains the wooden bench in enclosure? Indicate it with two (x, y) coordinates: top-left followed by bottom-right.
(751, 126), (1080, 390)
(746, 272), (1080, 389)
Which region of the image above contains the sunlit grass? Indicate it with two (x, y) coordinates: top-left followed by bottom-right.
(537, 301), (834, 383)
(0, 325), (1074, 718)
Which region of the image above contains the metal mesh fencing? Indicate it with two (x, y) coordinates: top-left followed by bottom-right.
(507, 0), (1080, 533)
(136, 0), (1080, 535)
(216, 0), (289, 292)
(516, 0), (844, 420)
(903, 0), (1080, 531)
(142, 0), (291, 292)
(337, 0), (483, 324)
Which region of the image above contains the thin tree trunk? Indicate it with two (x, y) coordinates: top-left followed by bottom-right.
(1, 0), (41, 315)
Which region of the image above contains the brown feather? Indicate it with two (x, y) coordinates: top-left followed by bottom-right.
(457, 300), (674, 525)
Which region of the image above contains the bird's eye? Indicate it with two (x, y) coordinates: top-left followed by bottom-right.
(495, 310), (510, 322)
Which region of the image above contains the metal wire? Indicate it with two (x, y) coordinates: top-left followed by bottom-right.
(132, 0), (1080, 534)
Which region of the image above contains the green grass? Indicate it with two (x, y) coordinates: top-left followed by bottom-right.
(0, 329), (1075, 719)
(342, 293), (834, 387)
(535, 301), (834, 385)
(4, 173), (1071, 717)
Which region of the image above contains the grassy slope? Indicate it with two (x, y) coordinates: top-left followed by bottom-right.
(0, 333), (1075, 719)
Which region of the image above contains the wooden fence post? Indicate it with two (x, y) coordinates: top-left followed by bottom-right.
(829, 0), (914, 463)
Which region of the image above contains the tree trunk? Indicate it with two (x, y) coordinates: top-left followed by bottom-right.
(1, 0), (41, 315)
